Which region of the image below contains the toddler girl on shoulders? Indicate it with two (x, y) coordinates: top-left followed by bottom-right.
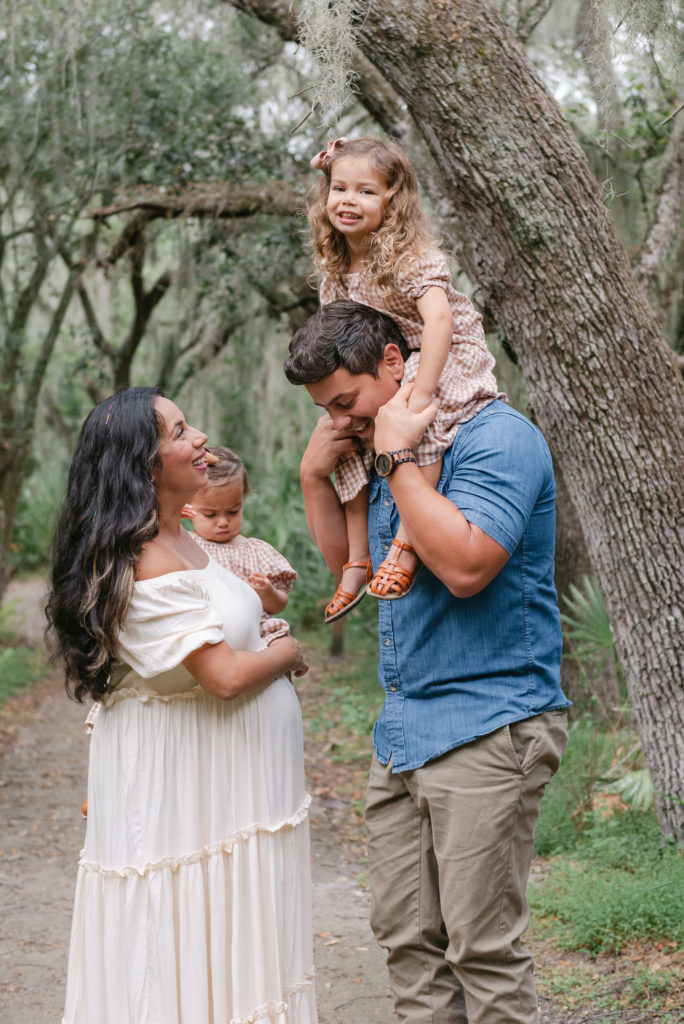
(308, 135), (505, 622)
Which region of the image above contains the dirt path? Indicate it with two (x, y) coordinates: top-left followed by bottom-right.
(0, 581), (394, 1023)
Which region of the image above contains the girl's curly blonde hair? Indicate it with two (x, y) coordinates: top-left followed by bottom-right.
(307, 137), (437, 293)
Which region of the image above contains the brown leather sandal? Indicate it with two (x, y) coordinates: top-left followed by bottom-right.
(324, 559), (373, 623)
(367, 539), (421, 600)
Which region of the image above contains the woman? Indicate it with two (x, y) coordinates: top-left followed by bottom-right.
(47, 387), (317, 1024)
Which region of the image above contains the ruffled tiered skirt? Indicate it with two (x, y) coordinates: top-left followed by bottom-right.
(63, 677), (316, 1024)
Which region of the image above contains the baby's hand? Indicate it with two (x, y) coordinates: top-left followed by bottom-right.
(248, 573), (275, 600)
(249, 573), (289, 615)
(180, 504), (196, 519)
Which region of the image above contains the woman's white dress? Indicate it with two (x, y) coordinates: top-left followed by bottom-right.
(62, 559), (317, 1024)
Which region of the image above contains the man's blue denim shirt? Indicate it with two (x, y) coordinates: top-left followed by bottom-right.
(368, 401), (570, 773)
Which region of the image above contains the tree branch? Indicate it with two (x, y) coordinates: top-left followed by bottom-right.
(223, 0), (408, 136)
(41, 389), (78, 452)
(167, 312), (251, 397)
(23, 264), (81, 422)
(91, 184), (304, 267)
(635, 112), (684, 289)
(517, 0), (555, 43)
(2, 233), (50, 427)
(576, 0), (625, 140)
(93, 209), (152, 269)
(57, 243), (117, 359)
(114, 267), (173, 391)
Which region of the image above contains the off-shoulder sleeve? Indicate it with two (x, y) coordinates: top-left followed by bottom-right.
(403, 250), (452, 302)
(115, 576), (224, 678)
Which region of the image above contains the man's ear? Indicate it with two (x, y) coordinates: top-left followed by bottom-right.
(381, 343), (405, 382)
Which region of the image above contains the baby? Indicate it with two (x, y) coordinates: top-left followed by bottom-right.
(183, 445), (297, 644)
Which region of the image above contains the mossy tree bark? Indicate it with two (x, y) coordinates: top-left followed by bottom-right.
(228, 0), (684, 841)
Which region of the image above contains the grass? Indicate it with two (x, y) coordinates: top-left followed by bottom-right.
(0, 646), (46, 705)
(529, 722), (684, 1020)
(530, 810), (684, 954)
(534, 715), (646, 857)
(303, 606), (383, 762)
(532, 950), (684, 1023)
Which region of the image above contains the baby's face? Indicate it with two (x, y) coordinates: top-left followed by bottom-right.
(192, 479), (244, 543)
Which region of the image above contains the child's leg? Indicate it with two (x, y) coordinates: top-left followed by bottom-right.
(395, 460), (441, 568)
(325, 487), (372, 622)
(369, 459), (442, 599)
(343, 486), (372, 589)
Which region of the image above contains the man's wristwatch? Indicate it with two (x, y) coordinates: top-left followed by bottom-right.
(374, 448), (417, 477)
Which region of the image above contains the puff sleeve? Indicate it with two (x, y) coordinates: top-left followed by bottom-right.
(115, 576), (224, 678)
(403, 250), (452, 302)
(248, 538), (297, 592)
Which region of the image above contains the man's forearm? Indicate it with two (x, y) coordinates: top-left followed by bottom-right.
(386, 462), (509, 597)
(299, 414), (359, 579)
(301, 465), (349, 578)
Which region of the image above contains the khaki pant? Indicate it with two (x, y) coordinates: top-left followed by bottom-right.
(366, 711), (568, 1024)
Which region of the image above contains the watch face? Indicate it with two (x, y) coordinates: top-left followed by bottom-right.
(375, 452), (392, 476)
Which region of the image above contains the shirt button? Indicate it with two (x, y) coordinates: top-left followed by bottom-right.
(384, 543), (390, 551)
(390, 684), (397, 692)
(384, 499), (391, 507)
(384, 638), (391, 647)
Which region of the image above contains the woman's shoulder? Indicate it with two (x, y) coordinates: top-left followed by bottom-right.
(136, 545), (182, 581)
(136, 534), (210, 583)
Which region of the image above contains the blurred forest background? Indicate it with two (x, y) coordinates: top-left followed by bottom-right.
(5, 0), (684, 745)
(2, 3), (680, 574)
(1, 1), (683, 814)
(2, 3), (684, 1015)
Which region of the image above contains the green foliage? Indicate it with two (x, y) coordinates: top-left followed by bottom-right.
(0, 646), (44, 705)
(1, 0), (292, 194)
(561, 576), (616, 668)
(310, 681), (382, 762)
(10, 469), (64, 574)
(537, 957), (683, 1021)
(530, 809), (684, 954)
(307, 616), (383, 761)
(560, 575), (626, 708)
(535, 716), (648, 855)
(621, 963), (679, 1003)
(0, 606), (47, 705)
(607, 767), (655, 811)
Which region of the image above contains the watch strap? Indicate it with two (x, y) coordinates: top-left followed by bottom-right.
(388, 448), (416, 465)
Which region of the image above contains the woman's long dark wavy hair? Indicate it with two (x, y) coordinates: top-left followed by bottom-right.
(46, 387), (163, 702)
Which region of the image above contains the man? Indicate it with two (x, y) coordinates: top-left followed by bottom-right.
(284, 300), (570, 1024)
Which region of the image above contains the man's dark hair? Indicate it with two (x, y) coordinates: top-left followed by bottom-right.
(284, 301), (410, 385)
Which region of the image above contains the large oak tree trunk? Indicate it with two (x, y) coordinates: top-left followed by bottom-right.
(229, 0), (684, 840)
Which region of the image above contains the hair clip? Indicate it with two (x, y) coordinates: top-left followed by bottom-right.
(310, 137), (349, 171)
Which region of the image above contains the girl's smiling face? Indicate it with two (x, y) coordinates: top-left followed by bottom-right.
(191, 479), (245, 544)
(326, 155), (387, 243)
